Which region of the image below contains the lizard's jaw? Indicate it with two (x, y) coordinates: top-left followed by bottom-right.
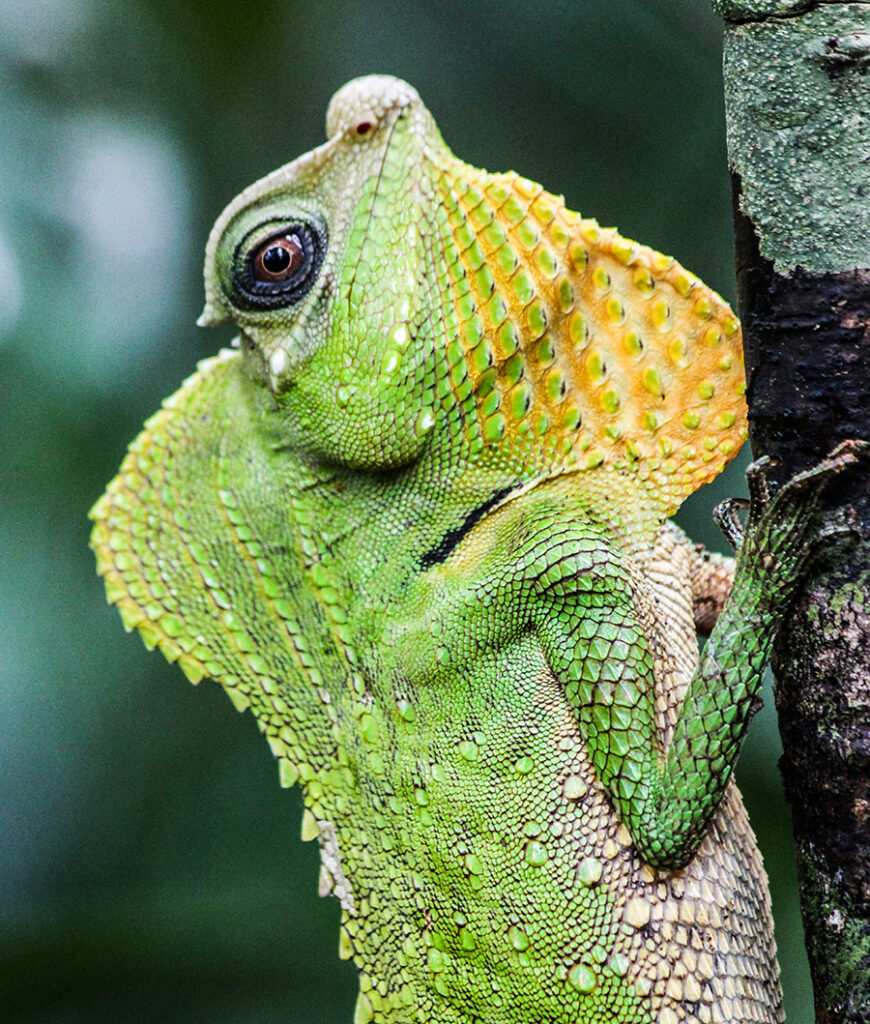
(261, 340), (301, 394)
(233, 325), (312, 396)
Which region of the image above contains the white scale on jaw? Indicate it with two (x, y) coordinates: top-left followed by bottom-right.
(269, 347), (289, 376)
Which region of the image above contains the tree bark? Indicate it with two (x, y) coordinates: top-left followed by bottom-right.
(712, 2), (870, 1021)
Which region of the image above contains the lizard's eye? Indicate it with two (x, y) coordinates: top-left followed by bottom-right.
(230, 218), (327, 310)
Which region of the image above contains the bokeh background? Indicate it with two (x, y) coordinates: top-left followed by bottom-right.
(0, 2), (812, 1021)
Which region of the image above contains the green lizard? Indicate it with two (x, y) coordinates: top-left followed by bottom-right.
(91, 75), (858, 1023)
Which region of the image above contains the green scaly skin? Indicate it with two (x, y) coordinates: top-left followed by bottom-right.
(91, 76), (857, 1023)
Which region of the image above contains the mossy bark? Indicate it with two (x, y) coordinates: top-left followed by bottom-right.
(713, 2), (870, 1021)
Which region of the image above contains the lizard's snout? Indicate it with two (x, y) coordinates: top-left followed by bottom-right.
(325, 75), (421, 141)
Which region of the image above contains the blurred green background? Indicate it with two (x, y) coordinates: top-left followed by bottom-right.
(0, 1), (811, 1022)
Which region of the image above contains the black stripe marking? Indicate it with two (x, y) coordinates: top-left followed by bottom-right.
(420, 485), (517, 569)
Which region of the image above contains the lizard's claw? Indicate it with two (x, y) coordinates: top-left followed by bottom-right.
(713, 497), (749, 551)
(715, 455), (780, 552)
(730, 439), (869, 596)
(760, 439), (869, 540)
(745, 455), (773, 513)
(776, 438), (869, 496)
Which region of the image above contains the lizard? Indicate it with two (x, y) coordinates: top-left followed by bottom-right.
(90, 75), (860, 1024)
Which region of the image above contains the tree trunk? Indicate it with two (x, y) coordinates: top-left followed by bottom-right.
(712, 2), (870, 1021)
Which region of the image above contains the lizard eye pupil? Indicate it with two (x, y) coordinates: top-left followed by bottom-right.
(254, 236), (304, 281)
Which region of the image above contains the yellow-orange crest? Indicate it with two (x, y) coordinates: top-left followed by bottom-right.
(436, 160), (746, 517)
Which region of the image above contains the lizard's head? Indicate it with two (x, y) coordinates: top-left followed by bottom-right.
(200, 74), (451, 469)
(201, 75), (747, 512)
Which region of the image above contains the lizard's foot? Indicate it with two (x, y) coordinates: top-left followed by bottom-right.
(715, 439), (869, 593)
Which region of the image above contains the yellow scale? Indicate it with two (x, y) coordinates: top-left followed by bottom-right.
(437, 162), (746, 517)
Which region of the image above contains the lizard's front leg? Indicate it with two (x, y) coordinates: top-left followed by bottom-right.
(389, 486), (671, 863)
(394, 447), (861, 873)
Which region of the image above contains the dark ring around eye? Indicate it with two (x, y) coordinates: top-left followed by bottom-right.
(231, 217), (328, 311)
